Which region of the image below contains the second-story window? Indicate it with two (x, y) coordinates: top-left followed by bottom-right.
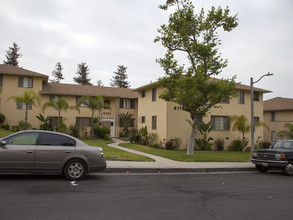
(271, 111), (276, 121)
(120, 99), (135, 109)
(141, 91), (146, 98)
(18, 77), (33, 88)
(50, 95), (61, 101)
(238, 91), (245, 104)
(0, 74), (3, 86)
(104, 100), (111, 109)
(152, 88), (157, 102)
(253, 92), (260, 101)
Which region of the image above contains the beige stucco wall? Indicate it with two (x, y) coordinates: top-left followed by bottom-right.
(137, 86), (167, 144)
(0, 74), (137, 137)
(1, 74), (43, 128)
(137, 86), (266, 150)
(264, 110), (293, 142)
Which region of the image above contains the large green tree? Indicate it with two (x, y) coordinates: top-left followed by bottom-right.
(74, 62), (92, 85)
(155, 0), (238, 155)
(7, 90), (41, 130)
(51, 62), (64, 83)
(43, 97), (79, 132)
(3, 42), (22, 67)
(110, 65), (130, 88)
(77, 96), (105, 139)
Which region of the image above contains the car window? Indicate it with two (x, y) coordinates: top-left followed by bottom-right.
(38, 133), (76, 146)
(4, 132), (39, 145)
(272, 141), (293, 149)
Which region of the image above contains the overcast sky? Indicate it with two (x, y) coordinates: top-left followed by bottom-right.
(1, 0), (292, 100)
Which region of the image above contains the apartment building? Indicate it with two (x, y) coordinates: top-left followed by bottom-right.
(134, 81), (270, 149)
(0, 64), (137, 137)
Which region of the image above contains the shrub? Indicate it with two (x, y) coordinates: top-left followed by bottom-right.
(195, 139), (212, 150)
(147, 133), (158, 145)
(68, 124), (80, 138)
(214, 138), (225, 151)
(229, 139), (242, 151)
(165, 140), (175, 150)
(18, 120), (32, 130)
(1, 124), (9, 130)
(0, 113), (6, 124)
(10, 125), (19, 132)
(258, 141), (272, 149)
(93, 125), (110, 139)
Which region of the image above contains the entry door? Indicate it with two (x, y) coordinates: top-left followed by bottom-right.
(101, 119), (115, 137)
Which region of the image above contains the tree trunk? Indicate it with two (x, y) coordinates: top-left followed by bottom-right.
(187, 126), (196, 155)
(24, 105), (28, 130)
(58, 112), (61, 132)
(242, 133), (246, 152)
(91, 110), (94, 139)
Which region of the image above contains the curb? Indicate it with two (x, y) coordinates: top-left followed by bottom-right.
(104, 167), (256, 173)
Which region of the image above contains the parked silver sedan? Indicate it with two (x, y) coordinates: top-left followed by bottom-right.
(0, 130), (106, 180)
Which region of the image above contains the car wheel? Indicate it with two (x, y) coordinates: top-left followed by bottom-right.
(282, 163), (293, 176)
(255, 165), (269, 173)
(64, 159), (87, 181)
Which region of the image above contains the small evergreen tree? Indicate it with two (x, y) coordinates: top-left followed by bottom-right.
(3, 42), (22, 67)
(110, 65), (130, 88)
(96, 80), (104, 86)
(73, 62), (92, 85)
(51, 62), (64, 83)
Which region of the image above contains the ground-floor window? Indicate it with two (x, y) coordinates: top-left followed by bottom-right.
(152, 116), (157, 130)
(211, 116), (230, 131)
(49, 117), (62, 129)
(271, 131), (276, 141)
(76, 117), (92, 127)
(119, 118), (135, 127)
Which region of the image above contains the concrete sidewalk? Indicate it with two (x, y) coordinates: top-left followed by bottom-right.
(105, 138), (255, 173)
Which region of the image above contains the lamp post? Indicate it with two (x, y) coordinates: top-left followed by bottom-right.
(250, 72), (273, 155)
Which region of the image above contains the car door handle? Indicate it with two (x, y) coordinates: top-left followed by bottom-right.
(65, 151), (72, 154)
(27, 151), (34, 154)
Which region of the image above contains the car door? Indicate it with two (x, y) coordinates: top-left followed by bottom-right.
(0, 132), (39, 170)
(35, 132), (76, 171)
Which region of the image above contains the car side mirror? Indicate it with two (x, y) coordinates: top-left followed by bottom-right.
(0, 140), (7, 146)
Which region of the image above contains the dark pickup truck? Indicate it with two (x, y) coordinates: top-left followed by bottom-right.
(251, 140), (293, 175)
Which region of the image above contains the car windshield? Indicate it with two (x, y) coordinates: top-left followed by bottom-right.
(271, 141), (293, 150)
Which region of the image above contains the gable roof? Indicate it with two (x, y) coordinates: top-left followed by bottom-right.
(264, 97), (293, 111)
(0, 64), (48, 80)
(134, 80), (271, 93)
(40, 83), (138, 99)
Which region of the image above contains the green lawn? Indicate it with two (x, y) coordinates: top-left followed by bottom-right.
(0, 129), (13, 138)
(82, 140), (155, 162)
(119, 143), (251, 162)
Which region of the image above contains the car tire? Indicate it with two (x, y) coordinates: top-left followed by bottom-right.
(63, 159), (87, 181)
(255, 165), (269, 173)
(282, 163), (293, 176)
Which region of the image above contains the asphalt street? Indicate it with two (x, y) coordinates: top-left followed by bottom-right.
(0, 171), (293, 220)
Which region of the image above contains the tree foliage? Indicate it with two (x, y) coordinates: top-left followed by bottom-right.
(278, 123), (293, 139)
(155, 0), (239, 155)
(230, 115), (269, 152)
(110, 65), (130, 88)
(6, 90), (41, 130)
(74, 62), (92, 85)
(77, 96), (106, 139)
(3, 42), (22, 67)
(43, 97), (79, 132)
(51, 62), (64, 83)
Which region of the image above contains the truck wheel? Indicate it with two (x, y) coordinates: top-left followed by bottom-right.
(255, 165), (269, 173)
(63, 159), (87, 181)
(282, 163), (293, 176)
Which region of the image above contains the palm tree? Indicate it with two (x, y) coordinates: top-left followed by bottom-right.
(7, 90), (41, 130)
(278, 123), (293, 139)
(118, 112), (135, 136)
(77, 96), (106, 139)
(230, 115), (269, 152)
(43, 97), (79, 132)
